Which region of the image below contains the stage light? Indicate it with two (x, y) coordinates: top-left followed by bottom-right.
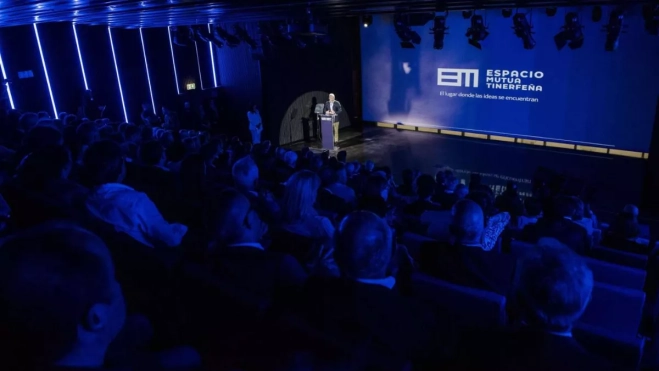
(394, 14), (421, 49)
(592, 6), (603, 22)
(604, 9), (625, 51)
(546, 7), (557, 17)
(233, 24), (258, 49)
(167, 26), (181, 95)
(208, 24), (217, 88)
(512, 13), (536, 50)
(466, 14), (488, 49)
(214, 25), (241, 47)
(462, 10), (473, 19)
(108, 27), (128, 123)
(554, 12), (584, 50)
(0, 52), (15, 110)
(72, 23), (89, 90)
(139, 28), (156, 114)
(430, 15), (449, 50)
(172, 26), (193, 47)
(33, 23), (57, 117)
(643, 4), (659, 36)
(362, 15), (373, 28)
(502, 9), (513, 18)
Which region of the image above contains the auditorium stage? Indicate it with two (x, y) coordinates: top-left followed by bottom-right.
(287, 125), (648, 218)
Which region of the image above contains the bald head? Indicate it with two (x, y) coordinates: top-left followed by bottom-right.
(336, 211), (392, 279)
(450, 199), (484, 245)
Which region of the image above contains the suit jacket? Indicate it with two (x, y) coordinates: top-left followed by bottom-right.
(419, 241), (516, 295)
(287, 277), (441, 370)
(210, 244), (307, 299)
(520, 217), (591, 255)
(447, 328), (614, 370)
(324, 100), (342, 114)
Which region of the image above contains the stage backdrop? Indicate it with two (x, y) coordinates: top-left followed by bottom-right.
(361, 7), (659, 152)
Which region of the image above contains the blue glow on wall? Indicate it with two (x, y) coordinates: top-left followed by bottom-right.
(33, 23), (58, 117)
(72, 23), (89, 90)
(140, 28), (156, 115)
(194, 40), (204, 89)
(167, 26), (181, 95)
(108, 27), (128, 123)
(208, 24), (217, 87)
(0, 53), (15, 109)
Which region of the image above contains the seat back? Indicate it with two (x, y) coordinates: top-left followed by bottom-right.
(400, 232), (435, 260)
(411, 273), (506, 328)
(584, 257), (646, 291)
(579, 283), (645, 337)
(510, 239), (535, 255)
(573, 323), (644, 370)
(590, 246), (648, 269)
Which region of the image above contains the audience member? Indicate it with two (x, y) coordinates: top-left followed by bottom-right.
(404, 174), (443, 216)
(279, 170), (334, 240)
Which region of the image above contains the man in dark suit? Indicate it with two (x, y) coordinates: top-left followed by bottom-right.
(447, 241), (612, 370)
(285, 211), (440, 370)
(324, 93), (342, 143)
(420, 199), (516, 295)
(520, 196), (591, 255)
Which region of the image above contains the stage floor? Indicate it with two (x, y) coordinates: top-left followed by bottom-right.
(287, 125), (648, 217)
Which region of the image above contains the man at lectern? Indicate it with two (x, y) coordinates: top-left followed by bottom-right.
(324, 93), (342, 143)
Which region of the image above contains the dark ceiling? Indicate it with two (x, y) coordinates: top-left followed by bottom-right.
(0, 0), (650, 28)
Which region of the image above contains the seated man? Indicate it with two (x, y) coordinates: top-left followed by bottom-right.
(83, 140), (188, 248)
(404, 174), (443, 216)
(448, 240), (611, 370)
(324, 163), (357, 205)
(289, 211), (438, 369)
(207, 189), (307, 299)
(420, 199), (515, 295)
(232, 155), (280, 224)
(0, 223), (126, 370)
(520, 196), (591, 255)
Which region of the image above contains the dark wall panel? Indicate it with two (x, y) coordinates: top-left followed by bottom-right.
(112, 28), (150, 123)
(38, 23), (85, 116)
(142, 27), (179, 112)
(171, 28), (199, 97)
(0, 25), (51, 114)
(75, 25), (122, 121)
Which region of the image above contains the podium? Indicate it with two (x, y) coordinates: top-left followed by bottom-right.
(319, 114), (337, 150)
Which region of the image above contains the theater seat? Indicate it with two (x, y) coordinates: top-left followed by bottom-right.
(510, 239), (535, 255)
(584, 257), (646, 291)
(411, 273), (506, 329)
(573, 323), (644, 370)
(579, 283), (645, 337)
(590, 246), (648, 270)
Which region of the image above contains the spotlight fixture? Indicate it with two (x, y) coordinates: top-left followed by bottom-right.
(643, 4), (659, 36)
(430, 15), (449, 50)
(512, 13), (536, 50)
(554, 12), (584, 50)
(592, 6), (603, 22)
(604, 8), (625, 51)
(546, 7), (557, 17)
(172, 26), (193, 47)
(394, 14), (421, 49)
(462, 10), (473, 19)
(466, 14), (488, 49)
(362, 14), (373, 28)
(233, 24), (258, 49)
(194, 26), (223, 48)
(214, 25), (241, 47)
(502, 9), (513, 18)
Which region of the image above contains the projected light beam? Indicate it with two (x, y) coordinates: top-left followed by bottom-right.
(108, 27), (128, 123)
(168, 26), (181, 95)
(34, 23), (57, 117)
(0, 53), (15, 109)
(209, 24), (217, 87)
(140, 28), (156, 115)
(72, 23), (89, 90)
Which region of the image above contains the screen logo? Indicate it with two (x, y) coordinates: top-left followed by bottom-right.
(437, 68), (479, 88)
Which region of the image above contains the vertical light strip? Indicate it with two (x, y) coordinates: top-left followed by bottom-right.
(140, 28), (156, 115)
(0, 53), (15, 109)
(108, 27), (128, 123)
(72, 23), (89, 90)
(167, 26), (180, 95)
(194, 40), (204, 90)
(33, 23), (57, 117)
(208, 23), (217, 87)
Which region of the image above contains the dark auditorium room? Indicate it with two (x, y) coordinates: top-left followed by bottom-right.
(1, 0), (659, 370)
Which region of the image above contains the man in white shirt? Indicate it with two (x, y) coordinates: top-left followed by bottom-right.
(324, 93), (342, 143)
